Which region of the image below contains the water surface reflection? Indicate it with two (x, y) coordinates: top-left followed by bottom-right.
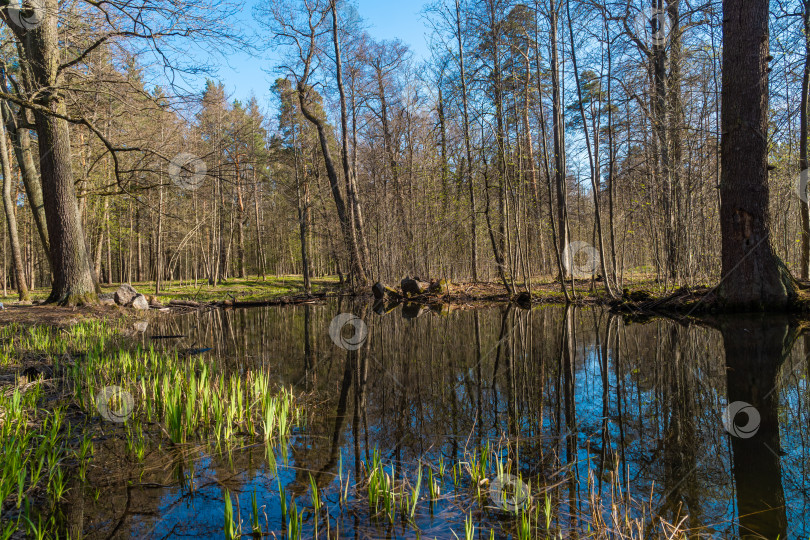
(66, 304), (810, 538)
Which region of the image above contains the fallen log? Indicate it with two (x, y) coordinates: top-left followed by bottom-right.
(168, 299), (202, 308)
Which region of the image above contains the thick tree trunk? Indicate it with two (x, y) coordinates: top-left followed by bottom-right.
(18, 0), (96, 304)
(0, 119), (29, 301)
(651, 0), (676, 281)
(719, 0), (795, 309)
(800, 0), (810, 279)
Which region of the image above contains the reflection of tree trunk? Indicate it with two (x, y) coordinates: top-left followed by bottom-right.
(596, 310), (610, 487)
(660, 323), (698, 523)
(310, 351), (353, 487)
(353, 337), (368, 477)
(561, 304), (577, 525)
(720, 316), (791, 539)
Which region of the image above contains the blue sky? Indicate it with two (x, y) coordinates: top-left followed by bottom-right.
(208, 0), (430, 106)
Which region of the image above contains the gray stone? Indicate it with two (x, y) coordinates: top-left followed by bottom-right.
(131, 295), (149, 310)
(372, 282), (386, 300)
(114, 283), (138, 306)
(401, 278), (427, 297)
(373, 282), (400, 300)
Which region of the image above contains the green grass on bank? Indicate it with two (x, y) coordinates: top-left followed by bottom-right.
(100, 275), (340, 303)
(0, 275), (339, 304)
(0, 270), (690, 305)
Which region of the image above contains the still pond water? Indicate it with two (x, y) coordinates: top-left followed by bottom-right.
(61, 303), (810, 538)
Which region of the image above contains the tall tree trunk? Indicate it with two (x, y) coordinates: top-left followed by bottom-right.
(550, 0), (570, 281)
(667, 0), (683, 281)
(566, 0), (615, 298)
(331, 1), (369, 283)
(719, 0), (795, 309)
(104, 202), (112, 284)
(136, 205), (142, 281)
(155, 181), (163, 294)
(650, 0), (676, 281)
(487, 0), (513, 295)
(235, 163), (246, 279)
(349, 87), (371, 273)
(297, 83), (367, 287)
(293, 123), (311, 295)
(0, 119), (29, 301)
(252, 165), (265, 280)
(17, 0), (97, 304)
(0, 77), (49, 268)
(94, 198), (106, 279)
(456, 0), (479, 281)
(800, 0), (810, 280)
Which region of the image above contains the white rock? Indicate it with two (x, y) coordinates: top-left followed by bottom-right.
(114, 283), (138, 306)
(131, 295), (149, 310)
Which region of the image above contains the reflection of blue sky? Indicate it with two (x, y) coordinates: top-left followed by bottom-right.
(131, 308), (810, 538)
